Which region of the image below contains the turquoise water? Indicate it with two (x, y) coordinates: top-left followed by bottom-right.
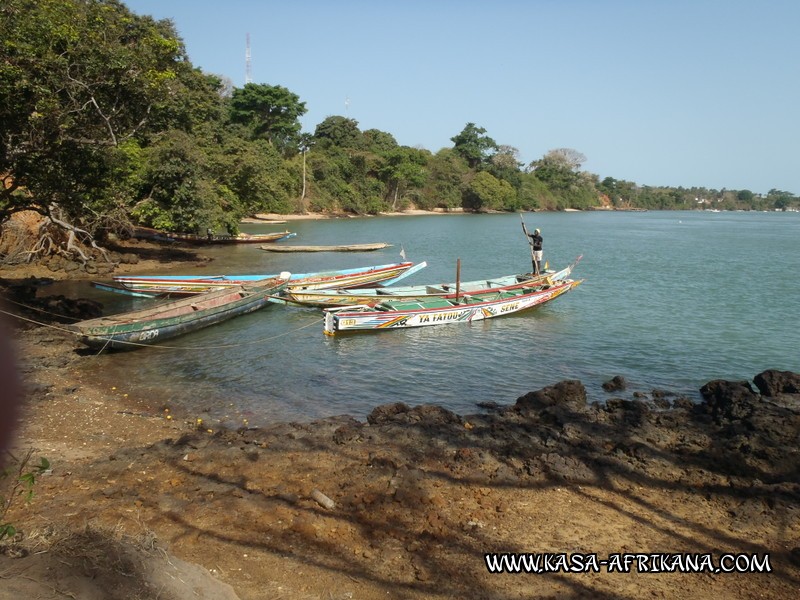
(59, 210), (800, 426)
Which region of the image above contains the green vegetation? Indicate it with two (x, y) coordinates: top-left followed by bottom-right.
(1, 450), (50, 541)
(1, 0), (798, 260)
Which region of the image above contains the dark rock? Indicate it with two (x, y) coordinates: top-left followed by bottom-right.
(476, 401), (501, 410)
(539, 453), (595, 481)
(652, 395), (671, 409)
(366, 403), (460, 427)
(604, 398), (651, 427)
(672, 396), (694, 410)
(699, 380), (760, 425)
(515, 380), (586, 413)
(333, 423), (363, 445)
(753, 370), (800, 396)
(367, 402), (411, 425)
(409, 404), (461, 426)
(602, 375), (626, 392)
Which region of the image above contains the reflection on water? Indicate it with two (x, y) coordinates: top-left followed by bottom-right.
(48, 211), (800, 426)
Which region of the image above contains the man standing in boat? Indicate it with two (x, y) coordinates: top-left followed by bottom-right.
(527, 228), (543, 275)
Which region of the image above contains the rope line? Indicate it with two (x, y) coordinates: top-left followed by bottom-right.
(0, 306), (324, 351)
(0, 295), (84, 322)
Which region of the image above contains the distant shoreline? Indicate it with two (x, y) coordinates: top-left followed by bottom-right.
(239, 207), (639, 223)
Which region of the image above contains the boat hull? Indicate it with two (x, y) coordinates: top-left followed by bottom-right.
(261, 242), (391, 252)
(70, 277), (288, 350)
(323, 279), (581, 335)
(105, 262), (427, 297)
(134, 227), (296, 244)
(290, 256), (580, 307)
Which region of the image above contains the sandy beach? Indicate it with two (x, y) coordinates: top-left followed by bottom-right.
(1, 238), (799, 599)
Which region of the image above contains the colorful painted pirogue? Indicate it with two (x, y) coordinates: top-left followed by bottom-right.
(69, 275), (290, 350)
(99, 262), (427, 297)
(323, 278), (582, 335)
(288, 256), (581, 307)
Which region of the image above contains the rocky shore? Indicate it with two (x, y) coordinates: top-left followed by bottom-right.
(1, 251), (799, 599)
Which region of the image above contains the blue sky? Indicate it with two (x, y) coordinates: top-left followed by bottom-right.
(124, 0), (799, 195)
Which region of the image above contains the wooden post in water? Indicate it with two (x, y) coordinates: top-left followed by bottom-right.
(455, 258), (461, 302)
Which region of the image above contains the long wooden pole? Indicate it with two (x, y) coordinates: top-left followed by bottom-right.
(520, 214), (537, 274)
(455, 258), (461, 301)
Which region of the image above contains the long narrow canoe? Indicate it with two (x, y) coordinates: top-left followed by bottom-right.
(102, 262), (427, 297)
(69, 276), (290, 350)
(134, 227), (296, 244)
(287, 256), (581, 307)
(261, 242), (392, 253)
(323, 279), (582, 335)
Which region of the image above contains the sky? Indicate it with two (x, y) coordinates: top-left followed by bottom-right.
(123, 0), (800, 195)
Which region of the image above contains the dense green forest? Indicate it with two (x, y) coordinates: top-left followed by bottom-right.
(1, 0), (798, 257)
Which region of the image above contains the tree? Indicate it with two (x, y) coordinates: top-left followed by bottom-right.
(487, 145), (523, 189)
(420, 149), (468, 210)
(598, 177), (638, 207)
(228, 83), (307, 154)
(529, 148), (585, 191)
(313, 116), (362, 149)
(767, 189), (794, 210)
(451, 123), (497, 168)
(464, 171), (515, 211)
(361, 129), (398, 154)
(0, 0), (188, 257)
(378, 147), (428, 210)
(132, 130), (224, 233)
(517, 172), (553, 211)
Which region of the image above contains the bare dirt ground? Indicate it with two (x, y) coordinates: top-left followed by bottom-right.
(1, 239), (799, 599)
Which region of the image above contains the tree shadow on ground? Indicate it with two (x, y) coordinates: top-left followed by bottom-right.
(82, 373), (800, 599)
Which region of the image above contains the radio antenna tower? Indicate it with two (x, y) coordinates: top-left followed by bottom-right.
(245, 32), (252, 84)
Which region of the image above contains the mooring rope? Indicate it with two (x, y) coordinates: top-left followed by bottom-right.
(0, 295), (84, 322)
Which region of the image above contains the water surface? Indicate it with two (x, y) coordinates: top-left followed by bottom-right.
(49, 210), (800, 426)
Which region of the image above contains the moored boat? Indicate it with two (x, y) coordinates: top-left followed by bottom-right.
(323, 278), (582, 335)
(287, 256), (581, 307)
(102, 262), (427, 297)
(261, 242), (391, 252)
(133, 227), (296, 245)
(69, 275), (290, 350)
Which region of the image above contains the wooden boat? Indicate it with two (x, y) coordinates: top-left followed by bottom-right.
(133, 226), (296, 245)
(260, 242), (391, 253)
(287, 256), (581, 307)
(102, 262), (427, 297)
(323, 278), (582, 335)
(69, 276), (290, 350)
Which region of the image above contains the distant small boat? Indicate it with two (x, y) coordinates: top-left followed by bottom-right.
(101, 262), (427, 297)
(261, 242), (391, 253)
(69, 276), (290, 350)
(323, 278), (582, 335)
(133, 227), (296, 245)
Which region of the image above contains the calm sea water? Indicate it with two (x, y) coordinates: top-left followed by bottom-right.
(47, 210), (800, 427)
